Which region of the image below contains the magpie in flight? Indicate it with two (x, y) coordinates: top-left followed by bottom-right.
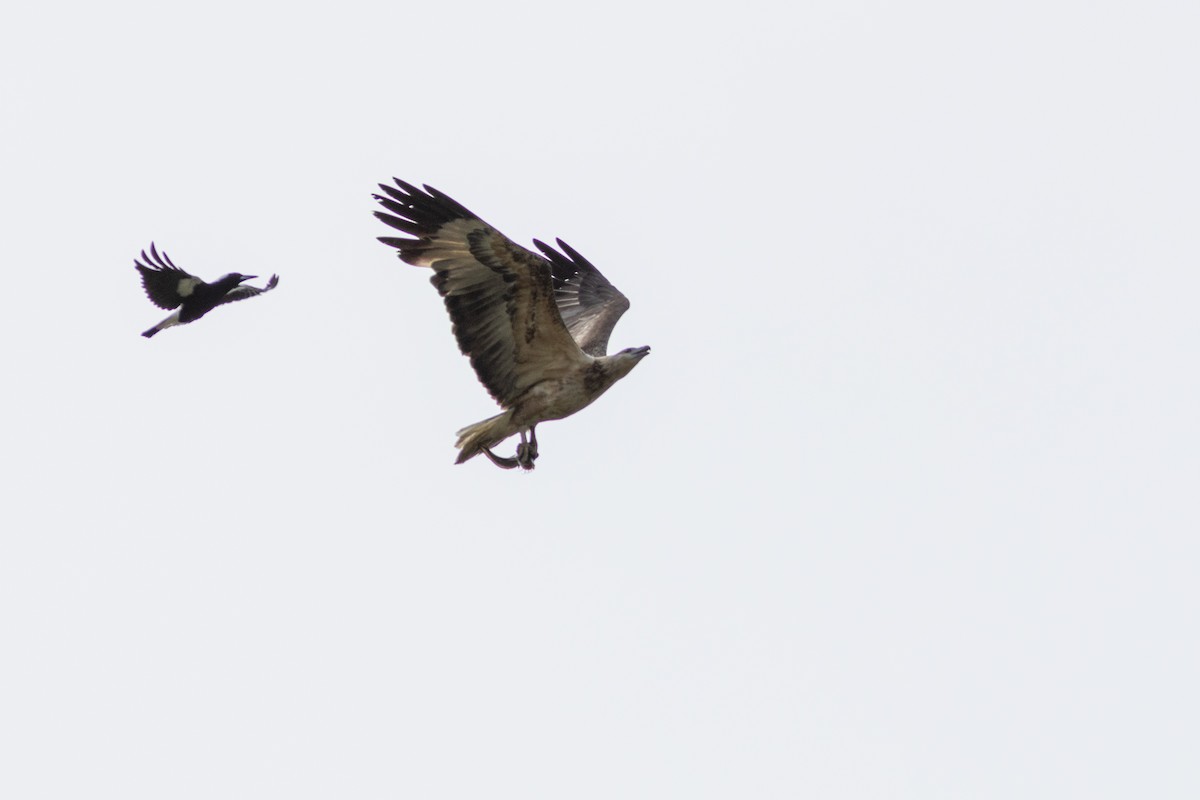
(134, 243), (279, 338)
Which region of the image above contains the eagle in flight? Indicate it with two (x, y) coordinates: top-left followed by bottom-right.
(135, 243), (279, 338)
(373, 179), (650, 470)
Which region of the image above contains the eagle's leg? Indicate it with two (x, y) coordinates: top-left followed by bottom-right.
(515, 429), (537, 471)
(481, 446), (520, 470)
(528, 426), (539, 460)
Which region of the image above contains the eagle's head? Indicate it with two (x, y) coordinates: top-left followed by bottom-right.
(608, 345), (651, 379)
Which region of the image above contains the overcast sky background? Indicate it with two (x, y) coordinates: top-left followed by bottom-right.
(2, 1), (1197, 797)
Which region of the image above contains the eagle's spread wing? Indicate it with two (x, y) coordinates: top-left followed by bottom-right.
(134, 243), (201, 310)
(217, 274), (280, 306)
(373, 179), (585, 406)
(534, 238), (630, 357)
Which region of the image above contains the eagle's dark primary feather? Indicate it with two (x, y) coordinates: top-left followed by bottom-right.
(373, 180), (579, 406)
(534, 237), (630, 357)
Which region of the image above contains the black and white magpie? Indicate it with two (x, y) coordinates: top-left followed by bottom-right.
(134, 243), (279, 338)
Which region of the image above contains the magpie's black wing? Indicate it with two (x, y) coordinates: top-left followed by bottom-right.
(134, 243), (202, 310)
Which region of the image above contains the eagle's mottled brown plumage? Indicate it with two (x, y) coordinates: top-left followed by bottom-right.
(372, 179), (650, 469)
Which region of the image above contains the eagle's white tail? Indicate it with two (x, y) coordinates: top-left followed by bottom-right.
(454, 411), (515, 464)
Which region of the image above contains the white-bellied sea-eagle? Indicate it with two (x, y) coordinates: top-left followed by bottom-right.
(372, 179), (650, 470)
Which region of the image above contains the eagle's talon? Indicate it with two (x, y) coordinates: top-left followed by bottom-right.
(515, 441), (536, 470)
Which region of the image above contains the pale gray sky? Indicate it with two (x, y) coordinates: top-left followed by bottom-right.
(2, 1), (1197, 797)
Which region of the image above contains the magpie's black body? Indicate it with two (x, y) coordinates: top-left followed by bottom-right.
(134, 243), (279, 337)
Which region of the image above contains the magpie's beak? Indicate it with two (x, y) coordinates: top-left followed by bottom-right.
(241, 275), (258, 282)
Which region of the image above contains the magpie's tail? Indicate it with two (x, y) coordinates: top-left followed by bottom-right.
(141, 310), (180, 339)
